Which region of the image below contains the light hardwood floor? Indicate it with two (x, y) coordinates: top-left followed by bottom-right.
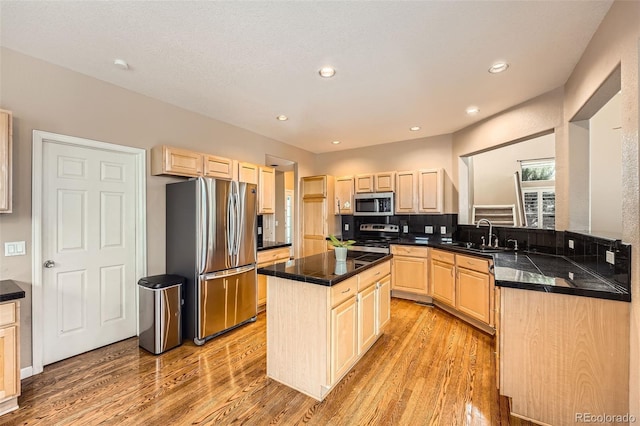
(1, 299), (532, 425)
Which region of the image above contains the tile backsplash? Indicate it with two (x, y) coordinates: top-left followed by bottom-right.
(455, 225), (631, 293)
(340, 214), (458, 240)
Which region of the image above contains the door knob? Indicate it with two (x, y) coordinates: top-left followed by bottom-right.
(44, 260), (55, 268)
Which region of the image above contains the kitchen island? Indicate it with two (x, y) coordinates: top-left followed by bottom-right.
(258, 250), (392, 401)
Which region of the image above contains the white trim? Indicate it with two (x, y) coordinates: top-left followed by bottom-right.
(20, 366), (33, 380)
(31, 130), (147, 375)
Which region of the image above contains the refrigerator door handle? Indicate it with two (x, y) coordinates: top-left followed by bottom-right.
(234, 183), (241, 262)
(199, 177), (208, 275)
(202, 264), (255, 280)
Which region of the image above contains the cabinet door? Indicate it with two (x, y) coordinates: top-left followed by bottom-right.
(335, 176), (354, 214)
(456, 267), (491, 324)
(355, 174), (374, 193)
(203, 155), (234, 179)
(303, 237), (327, 257)
(376, 274), (391, 333)
(258, 166), (275, 214)
(257, 264), (269, 308)
(395, 171), (418, 214)
(330, 297), (358, 384)
(430, 259), (455, 306)
(302, 175), (327, 198)
(0, 110), (12, 213)
(0, 325), (18, 399)
(418, 168), (443, 213)
(375, 171), (396, 192)
(392, 255), (428, 295)
(358, 285), (377, 355)
(303, 198), (326, 237)
(153, 145), (203, 177)
(238, 162), (258, 184)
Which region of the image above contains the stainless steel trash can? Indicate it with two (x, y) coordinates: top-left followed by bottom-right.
(138, 274), (184, 354)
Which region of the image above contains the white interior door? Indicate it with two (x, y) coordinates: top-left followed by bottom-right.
(42, 140), (138, 365)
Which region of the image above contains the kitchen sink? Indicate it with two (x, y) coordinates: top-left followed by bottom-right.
(439, 241), (509, 254)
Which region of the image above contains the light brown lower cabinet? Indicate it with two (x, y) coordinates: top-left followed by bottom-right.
(0, 301), (20, 415)
(266, 260), (391, 401)
(391, 245), (428, 300)
(257, 247), (290, 310)
(455, 254), (492, 325)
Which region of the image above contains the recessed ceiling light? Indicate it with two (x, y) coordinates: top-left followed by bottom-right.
(410, 126), (421, 131)
(319, 67), (336, 78)
(489, 62), (509, 74)
(113, 59), (129, 70)
(276, 115), (288, 121)
(332, 140), (341, 145)
(466, 106), (480, 115)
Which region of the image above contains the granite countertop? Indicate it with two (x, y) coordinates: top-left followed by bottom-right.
(257, 241), (292, 251)
(0, 280), (26, 302)
(390, 238), (629, 302)
(492, 252), (630, 302)
(257, 250), (392, 286)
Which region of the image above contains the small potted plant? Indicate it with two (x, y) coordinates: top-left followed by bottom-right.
(328, 235), (355, 262)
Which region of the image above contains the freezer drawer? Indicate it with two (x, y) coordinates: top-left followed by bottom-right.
(196, 265), (257, 343)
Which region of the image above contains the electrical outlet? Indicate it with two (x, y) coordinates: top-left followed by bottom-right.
(257, 226), (262, 235)
(4, 241), (26, 257)
(568, 272), (574, 280)
(344, 224), (349, 231)
(424, 226), (433, 234)
(403, 225), (409, 233)
(568, 239), (574, 249)
(440, 226), (447, 234)
(606, 250), (615, 265)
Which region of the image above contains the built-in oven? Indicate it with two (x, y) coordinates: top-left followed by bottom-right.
(354, 192), (394, 216)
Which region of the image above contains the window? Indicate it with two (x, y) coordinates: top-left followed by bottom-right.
(521, 158), (555, 229)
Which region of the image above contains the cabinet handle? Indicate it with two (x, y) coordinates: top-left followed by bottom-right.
(342, 288), (351, 294)
(374, 271), (381, 276)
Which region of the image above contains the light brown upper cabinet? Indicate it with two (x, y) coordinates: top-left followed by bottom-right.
(395, 171), (418, 214)
(258, 166), (275, 214)
(302, 175), (328, 198)
(203, 154), (234, 180)
(151, 145), (203, 177)
(237, 162), (259, 184)
(335, 176), (354, 214)
(354, 174), (374, 193)
(418, 168), (444, 213)
(0, 110), (12, 213)
(374, 171), (396, 192)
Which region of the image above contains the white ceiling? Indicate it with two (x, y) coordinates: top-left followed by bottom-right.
(0, 1), (612, 154)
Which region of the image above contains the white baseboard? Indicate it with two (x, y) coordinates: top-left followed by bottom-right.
(20, 366), (33, 380)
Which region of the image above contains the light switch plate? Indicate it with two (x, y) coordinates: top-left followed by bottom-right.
(606, 250), (615, 265)
(4, 241), (26, 257)
(568, 239), (574, 249)
(424, 226), (433, 234)
(403, 225), (409, 233)
(440, 226), (447, 234)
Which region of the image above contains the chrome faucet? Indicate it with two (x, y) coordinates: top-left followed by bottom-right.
(476, 218), (493, 247)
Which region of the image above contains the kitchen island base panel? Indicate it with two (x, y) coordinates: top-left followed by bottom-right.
(391, 290), (432, 304)
(0, 398), (18, 416)
(266, 277), (329, 401)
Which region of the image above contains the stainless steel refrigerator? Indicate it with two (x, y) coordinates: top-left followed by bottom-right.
(166, 177), (257, 345)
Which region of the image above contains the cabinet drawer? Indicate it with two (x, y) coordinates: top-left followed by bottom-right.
(331, 276), (358, 307)
(358, 261), (391, 291)
(0, 302), (16, 327)
(456, 254), (490, 274)
(431, 249), (455, 264)
(391, 245), (429, 257)
(257, 247), (290, 265)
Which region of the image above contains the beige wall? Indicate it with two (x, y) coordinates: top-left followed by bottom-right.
(471, 133), (555, 208)
(314, 134), (455, 213)
(0, 47), (316, 368)
(590, 92), (622, 235)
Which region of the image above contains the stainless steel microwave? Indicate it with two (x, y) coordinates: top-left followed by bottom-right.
(354, 192), (394, 216)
